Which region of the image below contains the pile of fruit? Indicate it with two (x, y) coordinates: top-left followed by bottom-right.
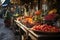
(31, 24), (60, 32)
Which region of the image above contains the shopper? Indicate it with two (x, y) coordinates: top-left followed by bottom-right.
(4, 7), (11, 27)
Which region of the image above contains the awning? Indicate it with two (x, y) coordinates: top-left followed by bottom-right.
(0, 0), (5, 4)
(1, 0), (10, 7)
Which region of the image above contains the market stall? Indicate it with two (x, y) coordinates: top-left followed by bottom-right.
(12, 0), (60, 40)
(14, 18), (60, 40)
(14, 10), (60, 40)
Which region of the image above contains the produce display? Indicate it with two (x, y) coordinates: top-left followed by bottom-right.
(16, 16), (35, 25)
(16, 9), (60, 33)
(44, 9), (58, 21)
(31, 24), (60, 32)
(16, 16), (60, 33)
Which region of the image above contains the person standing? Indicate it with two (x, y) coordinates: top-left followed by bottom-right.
(4, 6), (11, 27)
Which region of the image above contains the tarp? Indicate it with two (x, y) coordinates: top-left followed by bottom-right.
(2, 0), (10, 7)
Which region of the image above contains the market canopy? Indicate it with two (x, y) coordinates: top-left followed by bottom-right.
(1, 0), (10, 7)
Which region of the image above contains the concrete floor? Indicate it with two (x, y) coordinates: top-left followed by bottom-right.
(0, 18), (16, 40)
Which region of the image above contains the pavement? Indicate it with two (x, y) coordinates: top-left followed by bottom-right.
(0, 18), (16, 40)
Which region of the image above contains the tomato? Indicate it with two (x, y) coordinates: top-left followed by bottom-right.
(31, 24), (60, 32)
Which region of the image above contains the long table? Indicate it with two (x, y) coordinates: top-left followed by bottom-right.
(14, 20), (60, 40)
